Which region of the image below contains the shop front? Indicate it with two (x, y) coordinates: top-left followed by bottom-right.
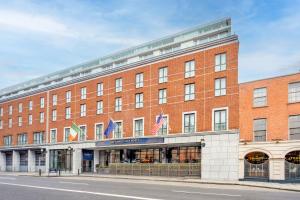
(49, 149), (73, 172)
(285, 150), (300, 181)
(5, 151), (12, 172)
(244, 151), (269, 180)
(19, 150), (28, 172)
(82, 150), (94, 172)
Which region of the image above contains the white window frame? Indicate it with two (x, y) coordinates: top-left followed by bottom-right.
(8, 118), (12, 128)
(212, 107), (229, 131)
(135, 73), (144, 88)
(182, 111), (197, 134)
(40, 97), (45, 108)
(253, 118), (267, 142)
(52, 94), (58, 106)
(65, 107), (71, 119)
(95, 122), (104, 140)
(81, 87), (87, 100)
(0, 120), (2, 129)
(50, 128), (57, 143)
(288, 82), (300, 103)
(64, 127), (71, 142)
(40, 112), (44, 123)
(96, 101), (103, 114)
(80, 104), (87, 117)
(18, 103), (22, 113)
(29, 100), (33, 111)
(156, 114), (169, 136)
(115, 78), (123, 92)
(159, 67), (168, 83)
(184, 60), (195, 78)
(185, 83), (195, 101)
(0, 107), (3, 116)
(8, 105), (12, 115)
(113, 120), (123, 139)
(253, 87), (267, 107)
(215, 53), (226, 72)
(52, 109), (57, 121)
(288, 115), (300, 140)
(78, 125), (87, 141)
(135, 93), (144, 108)
(18, 116), (22, 127)
(159, 89), (167, 104)
(115, 97), (122, 112)
(133, 117), (144, 137)
(28, 114), (32, 125)
(66, 91), (71, 103)
(215, 77), (227, 96)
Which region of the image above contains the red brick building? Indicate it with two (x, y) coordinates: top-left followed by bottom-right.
(239, 73), (300, 181)
(0, 18), (240, 181)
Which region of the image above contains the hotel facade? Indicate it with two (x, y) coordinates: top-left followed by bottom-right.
(0, 18), (240, 181)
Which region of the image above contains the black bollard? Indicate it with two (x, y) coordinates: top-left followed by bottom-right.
(39, 169), (41, 177)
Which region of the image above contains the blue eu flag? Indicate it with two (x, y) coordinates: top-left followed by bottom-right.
(104, 119), (116, 137)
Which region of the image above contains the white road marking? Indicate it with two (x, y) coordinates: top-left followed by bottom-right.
(0, 177), (16, 180)
(0, 182), (164, 200)
(59, 181), (89, 185)
(173, 190), (241, 197)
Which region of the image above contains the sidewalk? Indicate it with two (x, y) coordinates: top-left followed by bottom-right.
(1, 172), (300, 192)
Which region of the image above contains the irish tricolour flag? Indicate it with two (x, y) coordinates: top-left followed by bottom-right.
(69, 122), (81, 141)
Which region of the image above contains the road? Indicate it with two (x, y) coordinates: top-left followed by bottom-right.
(0, 175), (298, 200)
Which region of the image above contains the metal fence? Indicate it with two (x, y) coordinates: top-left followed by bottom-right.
(244, 160), (269, 179)
(97, 163), (201, 177)
(285, 161), (300, 180)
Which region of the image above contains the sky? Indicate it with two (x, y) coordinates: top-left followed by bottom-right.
(0, 0), (299, 89)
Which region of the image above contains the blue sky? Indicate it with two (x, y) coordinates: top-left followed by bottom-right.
(0, 0), (299, 89)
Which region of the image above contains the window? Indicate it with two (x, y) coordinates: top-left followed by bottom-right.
(66, 91), (71, 103)
(40, 97), (45, 108)
(134, 119), (144, 137)
(159, 67), (168, 83)
(8, 118), (12, 128)
(18, 103), (22, 113)
(29, 100), (33, 111)
(288, 82), (300, 103)
(18, 116), (22, 127)
(158, 115), (168, 136)
(136, 73), (144, 88)
(3, 136), (12, 146)
(64, 127), (70, 142)
(115, 78), (122, 92)
(159, 89), (167, 104)
(52, 94), (57, 106)
(253, 119), (267, 141)
(0, 107), (3, 116)
(185, 83), (195, 101)
(185, 60), (195, 78)
(97, 83), (103, 96)
(0, 120), (2, 129)
(79, 125), (86, 141)
(65, 107), (71, 119)
(50, 129), (57, 143)
(289, 115), (300, 140)
(215, 53), (226, 72)
(18, 133), (27, 145)
(253, 88), (267, 107)
(81, 87), (87, 99)
(135, 93), (144, 108)
(80, 104), (86, 117)
(8, 105), (12, 115)
(183, 113), (196, 133)
(28, 114), (32, 125)
(40, 112), (44, 123)
(215, 77), (226, 96)
(114, 122), (122, 139)
(214, 109), (227, 131)
(95, 123), (103, 140)
(33, 132), (44, 144)
(52, 110), (57, 121)
(115, 97), (122, 112)
(97, 101), (103, 114)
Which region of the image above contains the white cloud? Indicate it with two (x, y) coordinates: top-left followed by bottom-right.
(0, 10), (78, 38)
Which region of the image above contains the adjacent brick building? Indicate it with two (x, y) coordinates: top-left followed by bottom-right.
(239, 73), (300, 181)
(0, 18), (240, 181)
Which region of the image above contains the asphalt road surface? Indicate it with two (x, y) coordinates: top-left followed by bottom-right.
(0, 175), (298, 200)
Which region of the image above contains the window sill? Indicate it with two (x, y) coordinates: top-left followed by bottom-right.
(252, 105), (269, 109)
(287, 101), (300, 105)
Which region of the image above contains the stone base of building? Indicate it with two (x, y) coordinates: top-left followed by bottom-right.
(0, 131), (239, 181)
(239, 140), (300, 182)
